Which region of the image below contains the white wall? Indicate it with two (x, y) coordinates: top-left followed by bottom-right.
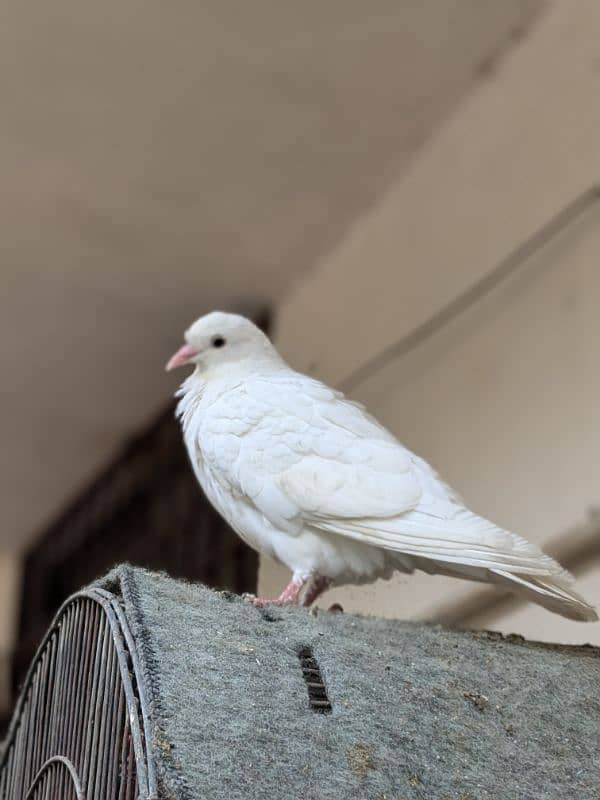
(261, 0), (600, 644)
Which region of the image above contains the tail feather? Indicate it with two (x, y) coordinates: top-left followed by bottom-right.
(392, 553), (598, 621)
(491, 569), (598, 622)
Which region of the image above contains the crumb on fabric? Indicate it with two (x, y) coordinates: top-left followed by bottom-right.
(347, 743), (376, 777)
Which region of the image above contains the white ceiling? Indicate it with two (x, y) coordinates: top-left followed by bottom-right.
(0, 0), (540, 549)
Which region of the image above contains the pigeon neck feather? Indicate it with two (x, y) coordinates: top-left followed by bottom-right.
(175, 350), (287, 431)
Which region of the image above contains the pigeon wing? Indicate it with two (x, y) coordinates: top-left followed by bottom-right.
(245, 376), (573, 580)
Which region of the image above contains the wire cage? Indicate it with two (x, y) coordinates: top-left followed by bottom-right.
(0, 587), (156, 800)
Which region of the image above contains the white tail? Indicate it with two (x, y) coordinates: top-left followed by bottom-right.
(392, 552), (598, 622)
(491, 569), (598, 622)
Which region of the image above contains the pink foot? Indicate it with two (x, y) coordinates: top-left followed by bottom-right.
(252, 577), (305, 607)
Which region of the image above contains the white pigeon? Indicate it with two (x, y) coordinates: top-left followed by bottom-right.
(166, 311), (597, 620)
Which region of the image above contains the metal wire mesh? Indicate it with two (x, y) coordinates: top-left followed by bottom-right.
(0, 588), (156, 800)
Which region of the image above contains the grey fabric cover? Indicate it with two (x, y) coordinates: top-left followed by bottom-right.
(99, 566), (600, 800)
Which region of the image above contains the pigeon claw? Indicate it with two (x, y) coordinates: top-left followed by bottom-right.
(249, 577), (306, 607)
(247, 575), (335, 608)
(251, 596), (296, 608)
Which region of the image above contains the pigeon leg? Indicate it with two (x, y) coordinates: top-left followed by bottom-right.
(252, 576), (306, 607)
(301, 575), (334, 607)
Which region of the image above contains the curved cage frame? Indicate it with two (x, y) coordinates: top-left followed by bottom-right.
(25, 756), (85, 800)
(0, 587), (156, 799)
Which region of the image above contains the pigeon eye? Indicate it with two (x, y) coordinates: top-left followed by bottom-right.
(211, 335), (226, 348)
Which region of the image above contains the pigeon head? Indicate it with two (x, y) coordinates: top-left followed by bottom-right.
(166, 311), (275, 373)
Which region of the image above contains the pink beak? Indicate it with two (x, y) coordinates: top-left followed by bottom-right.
(165, 343), (199, 371)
